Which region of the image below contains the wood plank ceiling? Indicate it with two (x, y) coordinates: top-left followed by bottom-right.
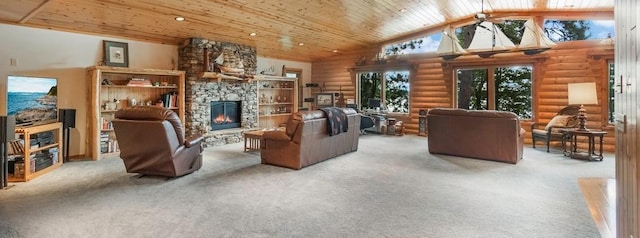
(0, 0), (613, 62)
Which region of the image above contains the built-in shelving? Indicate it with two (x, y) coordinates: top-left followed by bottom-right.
(87, 66), (186, 160)
(255, 76), (298, 128)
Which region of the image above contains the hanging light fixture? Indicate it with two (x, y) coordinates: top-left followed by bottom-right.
(518, 18), (556, 55)
(436, 25), (467, 60)
(466, 21), (516, 58)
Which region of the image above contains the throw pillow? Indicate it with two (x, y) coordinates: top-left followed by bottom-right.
(566, 115), (580, 128)
(544, 115), (571, 130)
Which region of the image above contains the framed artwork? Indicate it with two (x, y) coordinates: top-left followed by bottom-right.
(315, 93), (334, 108)
(103, 40), (129, 67)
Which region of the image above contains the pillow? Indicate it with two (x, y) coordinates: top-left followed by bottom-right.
(566, 115), (580, 128)
(544, 115), (572, 130)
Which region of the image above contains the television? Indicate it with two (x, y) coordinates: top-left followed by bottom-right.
(7, 76), (58, 126)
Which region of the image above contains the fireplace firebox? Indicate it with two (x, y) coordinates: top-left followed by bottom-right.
(210, 101), (241, 130)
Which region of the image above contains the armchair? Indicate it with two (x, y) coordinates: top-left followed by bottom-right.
(112, 106), (203, 177)
(531, 105), (580, 152)
(360, 114), (375, 134)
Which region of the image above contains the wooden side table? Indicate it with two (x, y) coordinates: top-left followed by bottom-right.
(243, 130), (265, 152)
(562, 129), (607, 161)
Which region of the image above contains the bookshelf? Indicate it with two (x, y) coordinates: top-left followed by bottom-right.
(87, 66), (185, 160)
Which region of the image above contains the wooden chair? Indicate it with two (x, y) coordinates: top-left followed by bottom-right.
(531, 105), (581, 152)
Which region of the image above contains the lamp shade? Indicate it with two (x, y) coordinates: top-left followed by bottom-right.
(568, 82), (598, 105)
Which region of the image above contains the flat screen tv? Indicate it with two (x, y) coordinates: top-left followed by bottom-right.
(7, 76), (58, 126)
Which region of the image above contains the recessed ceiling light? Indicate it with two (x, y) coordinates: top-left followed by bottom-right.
(332, 49), (338, 53)
(298, 42), (305, 46)
(175, 16), (185, 21)
(249, 32), (257, 36)
(399, 8), (407, 13)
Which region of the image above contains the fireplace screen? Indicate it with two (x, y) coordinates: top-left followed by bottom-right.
(210, 101), (241, 130)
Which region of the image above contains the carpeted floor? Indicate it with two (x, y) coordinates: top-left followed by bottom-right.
(0, 135), (614, 238)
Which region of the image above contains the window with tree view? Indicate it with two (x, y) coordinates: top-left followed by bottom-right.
(457, 66), (532, 119)
(358, 71), (409, 113)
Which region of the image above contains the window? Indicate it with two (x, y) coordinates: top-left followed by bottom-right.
(456, 65), (532, 119)
(543, 20), (615, 42)
(608, 60), (615, 123)
(382, 33), (442, 56)
(358, 71), (410, 113)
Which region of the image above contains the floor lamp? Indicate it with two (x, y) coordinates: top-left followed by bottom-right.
(567, 82), (598, 131)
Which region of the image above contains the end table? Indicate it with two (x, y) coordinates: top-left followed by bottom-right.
(561, 129), (607, 161)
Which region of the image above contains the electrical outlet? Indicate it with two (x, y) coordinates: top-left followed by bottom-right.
(10, 58), (17, 66)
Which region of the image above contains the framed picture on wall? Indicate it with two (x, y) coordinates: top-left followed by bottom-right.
(315, 93), (334, 108)
(103, 40), (129, 67)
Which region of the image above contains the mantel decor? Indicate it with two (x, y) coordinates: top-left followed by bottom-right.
(103, 40), (129, 67)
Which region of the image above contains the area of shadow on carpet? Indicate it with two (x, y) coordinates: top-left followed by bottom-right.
(0, 135), (614, 238)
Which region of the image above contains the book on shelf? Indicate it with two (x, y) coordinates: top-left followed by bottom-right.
(126, 78), (153, 87)
(100, 138), (119, 154)
(101, 117), (113, 130)
(160, 91), (178, 108)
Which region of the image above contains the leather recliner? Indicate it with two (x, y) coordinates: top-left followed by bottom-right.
(112, 106), (203, 177)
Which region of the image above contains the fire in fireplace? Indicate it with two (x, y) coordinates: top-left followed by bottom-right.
(210, 101), (241, 130)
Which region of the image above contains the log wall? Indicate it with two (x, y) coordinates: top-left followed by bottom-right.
(311, 40), (615, 151)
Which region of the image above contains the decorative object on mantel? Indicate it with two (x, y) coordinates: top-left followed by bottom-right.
(200, 51), (255, 82)
(260, 66), (278, 76)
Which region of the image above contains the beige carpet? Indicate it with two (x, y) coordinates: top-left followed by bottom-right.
(0, 135), (614, 238)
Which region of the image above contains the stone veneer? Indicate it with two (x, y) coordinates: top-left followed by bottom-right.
(179, 38), (258, 147)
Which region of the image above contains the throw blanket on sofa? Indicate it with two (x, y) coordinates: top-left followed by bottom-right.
(319, 107), (348, 136)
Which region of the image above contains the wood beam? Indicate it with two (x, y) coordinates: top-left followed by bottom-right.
(19, 0), (53, 24)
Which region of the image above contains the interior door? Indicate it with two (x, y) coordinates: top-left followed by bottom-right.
(615, 0), (640, 236)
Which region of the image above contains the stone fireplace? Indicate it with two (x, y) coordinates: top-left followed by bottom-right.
(179, 38), (258, 147)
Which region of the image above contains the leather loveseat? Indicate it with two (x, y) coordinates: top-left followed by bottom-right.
(261, 108), (360, 169)
(427, 108), (525, 164)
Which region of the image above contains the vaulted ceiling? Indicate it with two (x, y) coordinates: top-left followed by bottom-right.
(0, 0), (613, 62)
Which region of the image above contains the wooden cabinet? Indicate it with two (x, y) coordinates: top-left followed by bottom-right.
(87, 66), (185, 160)
(8, 123), (63, 182)
(255, 76), (298, 128)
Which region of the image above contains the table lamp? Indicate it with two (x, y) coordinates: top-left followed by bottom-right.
(567, 82), (598, 131)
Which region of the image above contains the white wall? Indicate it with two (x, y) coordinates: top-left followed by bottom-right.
(0, 23), (312, 158)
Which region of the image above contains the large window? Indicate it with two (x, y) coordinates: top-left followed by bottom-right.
(358, 71), (410, 113)
(457, 66), (532, 119)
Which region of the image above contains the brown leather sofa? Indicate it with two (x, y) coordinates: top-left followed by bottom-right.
(112, 106), (203, 177)
(261, 108), (360, 169)
(427, 108), (525, 164)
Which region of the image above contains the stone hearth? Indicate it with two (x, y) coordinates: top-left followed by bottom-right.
(179, 38), (259, 147)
